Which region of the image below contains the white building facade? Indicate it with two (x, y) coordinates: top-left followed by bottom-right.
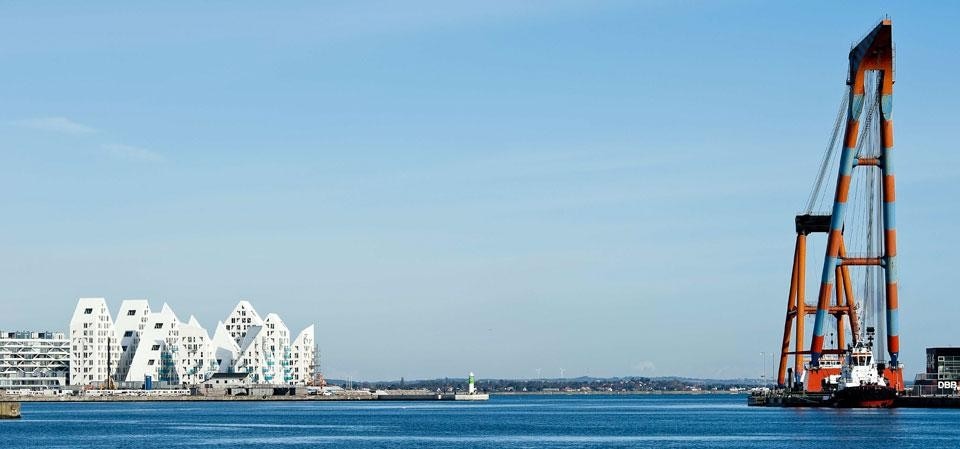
(125, 303), (182, 384)
(224, 301), (263, 347)
(178, 316), (219, 385)
(67, 298), (314, 387)
(114, 299), (151, 382)
(69, 298), (120, 387)
(0, 331), (70, 389)
(262, 314), (292, 384)
(290, 325), (315, 385)
(211, 321), (240, 374)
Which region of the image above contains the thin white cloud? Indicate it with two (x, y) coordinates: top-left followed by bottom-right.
(102, 143), (165, 163)
(10, 116), (98, 135)
(632, 361), (656, 373)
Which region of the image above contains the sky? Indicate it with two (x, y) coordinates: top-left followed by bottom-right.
(2, 1), (959, 381)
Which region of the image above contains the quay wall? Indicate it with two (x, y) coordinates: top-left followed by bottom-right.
(12, 393), (376, 402)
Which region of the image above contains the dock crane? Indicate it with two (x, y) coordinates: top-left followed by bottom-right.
(777, 19), (904, 393)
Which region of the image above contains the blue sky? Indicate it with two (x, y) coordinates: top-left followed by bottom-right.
(2, 1), (959, 380)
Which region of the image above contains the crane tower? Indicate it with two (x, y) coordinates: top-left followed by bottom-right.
(777, 19), (904, 392)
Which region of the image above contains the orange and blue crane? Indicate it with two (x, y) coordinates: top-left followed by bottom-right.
(777, 19), (904, 392)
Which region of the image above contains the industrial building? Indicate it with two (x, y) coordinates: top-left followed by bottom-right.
(67, 298), (315, 387)
(0, 331), (69, 389)
(912, 348), (960, 395)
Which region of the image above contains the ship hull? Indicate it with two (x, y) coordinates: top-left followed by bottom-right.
(833, 385), (897, 408)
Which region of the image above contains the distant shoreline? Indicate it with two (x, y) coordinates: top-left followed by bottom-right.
(9, 390), (743, 403)
(492, 390), (742, 396)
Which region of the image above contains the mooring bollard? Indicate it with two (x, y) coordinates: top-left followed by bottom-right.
(0, 401), (21, 419)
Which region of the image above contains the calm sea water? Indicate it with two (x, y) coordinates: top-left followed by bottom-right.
(4, 394), (959, 448)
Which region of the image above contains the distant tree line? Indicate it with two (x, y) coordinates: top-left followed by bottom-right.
(332, 376), (765, 393)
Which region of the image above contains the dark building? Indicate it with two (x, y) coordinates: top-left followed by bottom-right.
(913, 348), (960, 394)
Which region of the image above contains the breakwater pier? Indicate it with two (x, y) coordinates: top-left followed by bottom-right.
(6, 389), (488, 403)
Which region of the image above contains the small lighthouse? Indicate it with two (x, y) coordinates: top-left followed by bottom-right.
(453, 370), (488, 400)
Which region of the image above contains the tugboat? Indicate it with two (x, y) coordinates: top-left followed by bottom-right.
(832, 329), (897, 408)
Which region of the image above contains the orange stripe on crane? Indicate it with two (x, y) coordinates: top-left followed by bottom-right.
(886, 287), (899, 309)
(827, 230), (843, 248)
(836, 176), (852, 203)
(844, 121), (860, 148)
(885, 230), (898, 256)
(881, 120), (894, 146)
(884, 176), (896, 202)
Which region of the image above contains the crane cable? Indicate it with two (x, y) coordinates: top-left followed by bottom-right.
(805, 88), (850, 214)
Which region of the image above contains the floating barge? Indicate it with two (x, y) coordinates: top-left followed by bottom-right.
(748, 391), (960, 408)
(747, 391), (832, 407)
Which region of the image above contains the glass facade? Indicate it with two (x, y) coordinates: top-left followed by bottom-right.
(911, 348), (960, 395)
(926, 348), (960, 381)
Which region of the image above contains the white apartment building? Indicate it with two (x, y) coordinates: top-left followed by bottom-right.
(69, 298), (120, 386)
(211, 321), (240, 373)
(67, 298), (314, 387)
(234, 325), (267, 383)
(262, 313), (291, 384)
(125, 303), (182, 384)
(0, 331), (70, 389)
(290, 325), (315, 385)
(178, 316), (219, 385)
(224, 301), (263, 347)
(114, 299), (151, 382)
